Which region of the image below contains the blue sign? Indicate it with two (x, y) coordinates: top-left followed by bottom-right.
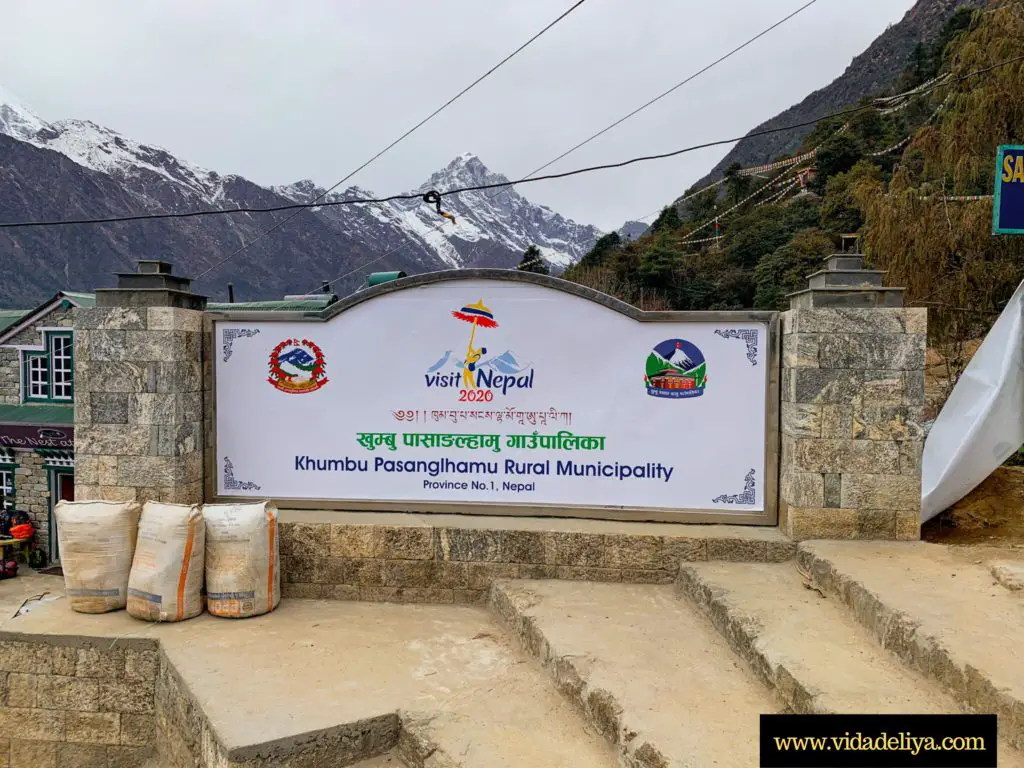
(994, 145), (1024, 235)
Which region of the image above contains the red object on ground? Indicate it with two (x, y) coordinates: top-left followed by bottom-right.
(9, 523), (33, 540)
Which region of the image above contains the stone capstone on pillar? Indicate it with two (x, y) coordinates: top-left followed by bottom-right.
(779, 251), (926, 541)
(73, 262), (207, 505)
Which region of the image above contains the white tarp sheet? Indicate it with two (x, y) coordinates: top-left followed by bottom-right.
(922, 279), (1024, 521)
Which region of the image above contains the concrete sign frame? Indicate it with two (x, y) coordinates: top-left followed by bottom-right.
(994, 144), (1024, 235)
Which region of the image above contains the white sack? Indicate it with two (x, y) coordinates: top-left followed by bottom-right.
(203, 501), (280, 618)
(922, 279), (1024, 521)
(128, 502), (205, 622)
(55, 500), (140, 613)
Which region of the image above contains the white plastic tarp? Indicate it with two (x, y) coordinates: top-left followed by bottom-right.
(921, 279), (1024, 521)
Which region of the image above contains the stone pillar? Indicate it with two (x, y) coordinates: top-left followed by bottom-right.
(74, 261), (207, 504)
(779, 250), (926, 541)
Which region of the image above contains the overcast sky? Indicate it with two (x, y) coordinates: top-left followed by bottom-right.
(2, 0), (915, 231)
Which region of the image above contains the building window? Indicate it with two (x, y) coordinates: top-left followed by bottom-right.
(23, 331), (73, 403)
(0, 466), (14, 509)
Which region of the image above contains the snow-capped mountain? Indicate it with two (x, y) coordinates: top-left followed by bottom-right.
(0, 88), (601, 307)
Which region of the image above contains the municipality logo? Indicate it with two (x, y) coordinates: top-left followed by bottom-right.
(645, 339), (707, 399)
(268, 338), (328, 394)
(424, 299), (535, 401)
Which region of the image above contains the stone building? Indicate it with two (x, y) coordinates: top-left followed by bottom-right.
(0, 292), (93, 562)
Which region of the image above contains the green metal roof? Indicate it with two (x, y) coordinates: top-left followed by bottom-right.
(208, 298), (334, 312)
(62, 292), (96, 308)
(0, 404), (74, 426)
(0, 310), (30, 333)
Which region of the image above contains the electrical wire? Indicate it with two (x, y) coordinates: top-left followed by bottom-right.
(1, 53), (1020, 235)
(191, 0), (590, 282)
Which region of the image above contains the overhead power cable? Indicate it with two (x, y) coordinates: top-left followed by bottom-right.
(191, 0), (590, 282)
(483, 0), (823, 203)
(1, 53), (1021, 234)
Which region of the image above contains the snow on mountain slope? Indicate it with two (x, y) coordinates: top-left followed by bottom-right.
(0, 88), (600, 272)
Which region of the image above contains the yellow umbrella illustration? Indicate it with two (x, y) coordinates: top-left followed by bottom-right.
(451, 299), (498, 389)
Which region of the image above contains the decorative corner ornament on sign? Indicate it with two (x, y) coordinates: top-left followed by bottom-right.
(712, 468), (756, 505)
(713, 329), (759, 366)
(222, 328), (261, 363)
(268, 338), (329, 394)
(223, 457), (261, 492)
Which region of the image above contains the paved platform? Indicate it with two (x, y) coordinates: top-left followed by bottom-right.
(799, 540), (1024, 750)
(490, 579), (780, 766)
(2, 597), (615, 767)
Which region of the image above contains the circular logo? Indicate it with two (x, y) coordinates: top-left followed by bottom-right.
(645, 339), (707, 399)
(268, 338), (328, 394)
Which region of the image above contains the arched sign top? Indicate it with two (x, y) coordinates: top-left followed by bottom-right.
(212, 269), (778, 524)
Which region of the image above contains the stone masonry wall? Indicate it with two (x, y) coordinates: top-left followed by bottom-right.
(0, 305), (75, 405)
(779, 307), (927, 540)
(280, 521), (797, 604)
(12, 451), (51, 554)
(73, 307), (205, 505)
(0, 637), (157, 768)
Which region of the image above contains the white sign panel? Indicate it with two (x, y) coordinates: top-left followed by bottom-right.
(214, 279), (772, 516)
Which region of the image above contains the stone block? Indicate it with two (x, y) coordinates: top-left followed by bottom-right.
(380, 560), (437, 588)
(280, 522), (329, 557)
(898, 441), (924, 476)
(330, 525), (433, 559)
(55, 743), (105, 768)
(6, 675), (37, 708)
(51, 649), (76, 678)
(437, 528), (500, 562)
(87, 330), (128, 362)
(117, 456), (181, 487)
(98, 680), (154, 714)
(783, 507), (896, 541)
(127, 394), (176, 426)
(853, 406), (927, 441)
(282, 554), (327, 584)
(105, 746), (152, 768)
(322, 585), (360, 600)
(519, 564), (558, 579)
(89, 392), (129, 425)
(75, 648), (124, 679)
(72, 485), (102, 501)
(176, 391), (204, 424)
(65, 711), (121, 745)
(792, 308), (906, 334)
(147, 307), (202, 332)
(151, 362), (202, 395)
(497, 530), (547, 563)
(124, 331), (188, 363)
(841, 474), (921, 512)
(781, 472), (824, 508)
(791, 369), (864, 404)
(36, 676), (99, 711)
(0, 708), (64, 741)
(551, 532), (605, 567)
(466, 562), (519, 588)
(97, 457), (118, 487)
(781, 403), (821, 438)
(863, 370), (905, 405)
(817, 334), (866, 368)
(896, 511), (920, 541)
(556, 566), (621, 582)
(663, 537), (706, 564)
(792, 439), (899, 474)
(76, 425), (154, 457)
(75, 307), (146, 331)
(74, 456), (99, 487)
(454, 589), (487, 604)
(359, 586), (453, 604)
(0, 643), (52, 674)
(10, 739), (56, 768)
(118, 714), (155, 748)
(621, 569), (674, 584)
(823, 474), (841, 509)
(905, 308), (927, 334)
(337, 557), (384, 586)
(821, 406), (853, 438)
(281, 583), (323, 599)
(707, 538), (767, 562)
(864, 334), (926, 371)
(601, 535), (665, 570)
(904, 370), (926, 405)
(157, 422), (201, 457)
(76, 361), (149, 394)
(95, 486), (138, 502)
(782, 334), (819, 368)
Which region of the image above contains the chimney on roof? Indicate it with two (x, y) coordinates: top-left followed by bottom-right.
(95, 260), (206, 310)
(227, 283), (235, 303)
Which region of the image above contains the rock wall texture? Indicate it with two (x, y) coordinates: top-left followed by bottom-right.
(73, 306), (205, 505)
(0, 638), (157, 768)
(779, 308), (927, 541)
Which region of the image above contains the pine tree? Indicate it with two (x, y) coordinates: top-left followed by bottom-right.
(517, 244), (549, 275)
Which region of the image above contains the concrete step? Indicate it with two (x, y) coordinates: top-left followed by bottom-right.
(799, 541), (1024, 751)
(786, 286), (905, 310)
(490, 579), (781, 766)
(824, 254), (865, 271)
(676, 562), (962, 714)
(807, 269), (885, 289)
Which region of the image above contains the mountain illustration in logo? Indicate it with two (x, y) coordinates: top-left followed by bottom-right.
(428, 349), (532, 375)
(645, 339), (707, 399)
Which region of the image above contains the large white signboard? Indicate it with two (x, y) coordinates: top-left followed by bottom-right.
(214, 279), (774, 518)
